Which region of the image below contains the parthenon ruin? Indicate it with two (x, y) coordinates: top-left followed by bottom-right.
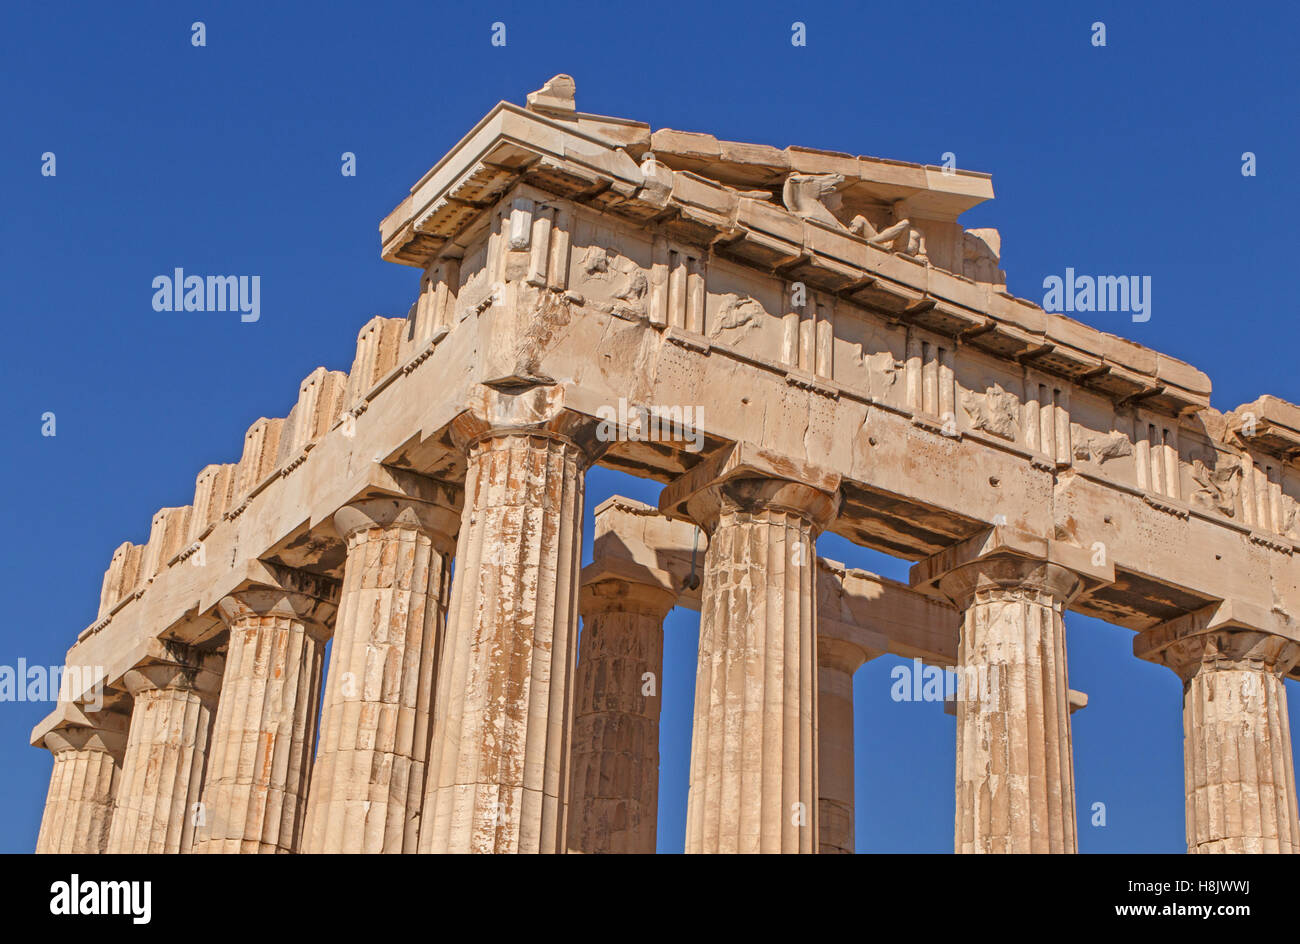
(33, 75), (1300, 854)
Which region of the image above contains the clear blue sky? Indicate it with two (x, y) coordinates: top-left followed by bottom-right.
(2, 1), (1296, 853)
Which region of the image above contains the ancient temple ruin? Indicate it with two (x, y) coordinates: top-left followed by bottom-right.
(33, 75), (1300, 854)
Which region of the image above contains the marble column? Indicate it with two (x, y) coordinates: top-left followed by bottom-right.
(818, 637), (865, 854)
(303, 492), (459, 853)
(931, 555), (1082, 854)
(1137, 619), (1300, 853)
(35, 713), (129, 854)
(421, 391), (596, 854)
(566, 565), (676, 854)
(193, 571), (337, 854)
(106, 646), (223, 853)
(678, 476), (839, 854)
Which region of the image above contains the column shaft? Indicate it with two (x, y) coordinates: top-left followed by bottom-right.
(304, 496), (456, 853)
(1185, 668), (1298, 852)
(194, 584), (332, 854)
(422, 431), (586, 853)
(940, 560), (1081, 854)
(683, 479), (835, 854)
(566, 576), (674, 854)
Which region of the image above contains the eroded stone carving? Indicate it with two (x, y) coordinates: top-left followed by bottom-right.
(781, 173), (845, 228)
(962, 228), (1004, 284)
(1282, 498), (1299, 538)
(578, 245), (647, 320)
(525, 73), (576, 115)
(961, 383), (1019, 440)
(1190, 454), (1241, 517)
(850, 212), (926, 259)
(867, 350), (903, 387)
(1072, 431), (1134, 465)
(709, 293), (764, 338)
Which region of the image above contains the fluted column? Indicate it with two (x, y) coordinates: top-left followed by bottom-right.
(106, 647), (223, 853)
(675, 475), (839, 854)
(193, 570), (337, 854)
(566, 565), (676, 854)
(35, 714), (129, 853)
(1137, 617), (1300, 853)
(421, 387), (598, 854)
(303, 491), (459, 853)
(929, 553), (1083, 854)
(818, 638), (865, 854)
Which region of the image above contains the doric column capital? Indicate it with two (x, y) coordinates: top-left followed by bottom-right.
(42, 715), (129, 758)
(580, 559), (678, 619)
(1164, 631), (1300, 680)
(217, 562), (340, 639)
(122, 643), (224, 702)
(691, 477), (840, 535)
(449, 382), (609, 465)
(332, 469), (462, 550)
(1135, 601), (1300, 681)
(334, 494), (460, 552)
(818, 636), (868, 675)
(910, 525), (1113, 611)
(935, 557), (1082, 611)
(658, 441), (842, 536)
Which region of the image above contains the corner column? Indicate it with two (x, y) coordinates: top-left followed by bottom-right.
(566, 562), (676, 854)
(913, 531), (1106, 854)
(106, 645), (223, 853)
(1136, 610), (1300, 853)
(663, 459), (840, 854)
(421, 385), (599, 854)
(35, 712), (130, 854)
(303, 488), (460, 853)
(193, 568), (337, 854)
